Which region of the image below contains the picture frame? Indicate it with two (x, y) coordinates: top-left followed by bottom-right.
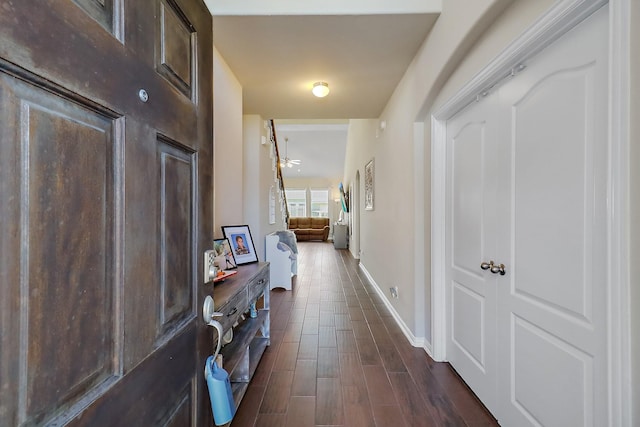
(213, 238), (237, 270)
(222, 225), (258, 265)
(364, 158), (374, 210)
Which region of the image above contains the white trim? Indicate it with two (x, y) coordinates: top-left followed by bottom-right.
(434, 0), (607, 119)
(359, 263), (432, 357)
(431, 0), (630, 424)
(607, 1), (631, 425)
(430, 117), (447, 362)
(413, 121), (427, 342)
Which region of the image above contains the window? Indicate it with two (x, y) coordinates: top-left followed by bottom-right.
(285, 188), (306, 217)
(310, 189), (329, 218)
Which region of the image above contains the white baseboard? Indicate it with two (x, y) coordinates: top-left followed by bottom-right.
(359, 263), (432, 357)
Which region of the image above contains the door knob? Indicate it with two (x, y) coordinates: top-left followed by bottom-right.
(480, 260), (506, 275)
(480, 261), (494, 270)
(490, 263), (506, 275)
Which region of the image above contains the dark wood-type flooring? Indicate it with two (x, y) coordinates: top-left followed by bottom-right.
(230, 241), (498, 427)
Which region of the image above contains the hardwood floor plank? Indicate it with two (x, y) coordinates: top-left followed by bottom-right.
(336, 330), (358, 353)
(343, 384), (376, 427)
(302, 316), (319, 335)
(297, 333), (318, 360)
(282, 322), (303, 343)
(259, 371), (294, 414)
(377, 344), (408, 373)
(288, 308), (307, 323)
(334, 313), (352, 330)
(338, 352), (367, 389)
(316, 378), (344, 425)
(318, 326), (337, 348)
(285, 396), (316, 427)
(317, 347), (340, 378)
(291, 359), (317, 397)
(254, 413), (287, 427)
(274, 341), (300, 371)
(362, 366), (397, 406)
(251, 344), (278, 386)
(388, 372), (437, 427)
(348, 306), (366, 321)
(230, 384), (264, 427)
(356, 335), (382, 366)
(351, 320), (373, 339)
(372, 404), (409, 427)
(319, 312), (336, 326)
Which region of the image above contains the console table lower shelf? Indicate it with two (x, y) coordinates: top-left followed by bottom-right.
(220, 311), (270, 405)
(208, 262), (270, 412)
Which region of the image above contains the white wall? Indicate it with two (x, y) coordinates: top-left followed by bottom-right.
(213, 48), (244, 236)
(214, 51), (285, 261)
(343, 0), (558, 349)
(243, 115), (287, 261)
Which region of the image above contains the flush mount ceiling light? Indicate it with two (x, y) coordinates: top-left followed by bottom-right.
(312, 82), (330, 98)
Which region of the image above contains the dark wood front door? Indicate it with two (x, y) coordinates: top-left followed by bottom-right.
(0, 1), (214, 425)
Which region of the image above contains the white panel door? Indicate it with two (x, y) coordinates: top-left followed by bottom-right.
(495, 7), (608, 426)
(446, 92), (501, 414)
(446, 6), (608, 426)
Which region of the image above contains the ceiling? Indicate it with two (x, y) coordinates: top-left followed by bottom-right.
(274, 122), (348, 179)
(203, 0), (441, 178)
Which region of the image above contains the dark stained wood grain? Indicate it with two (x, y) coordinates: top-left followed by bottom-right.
(317, 347), (341, 378)
(259, 371), (294, 414)
(285, 396), (316, 427)
(316, 378), (344, 425)
(291, 360), (317, 397)
(362, 365), (398, 406)
(274, 342), (300, 372)
(318, 326), (338, 348)
(0, 0), (213, 425)
(336, 330), (359, 353)
(298, 333), (319, 360)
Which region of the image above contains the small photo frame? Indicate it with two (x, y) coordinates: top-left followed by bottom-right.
(213, 238), (237, 270)
(222, 225), (258, 265)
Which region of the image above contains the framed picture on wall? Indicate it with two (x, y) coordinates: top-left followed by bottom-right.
(222, 225), (258, 265)
(365, 158), (374, 210)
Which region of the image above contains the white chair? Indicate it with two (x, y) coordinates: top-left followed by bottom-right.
(265, 231), (297, 290)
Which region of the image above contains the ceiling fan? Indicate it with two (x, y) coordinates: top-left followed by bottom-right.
(279, 137), (301, 168)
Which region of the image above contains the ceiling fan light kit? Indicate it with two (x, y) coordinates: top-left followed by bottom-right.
(280, 137), (301, 169)
(312, 82), (330, 98)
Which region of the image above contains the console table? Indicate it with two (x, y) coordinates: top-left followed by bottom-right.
(209, 262), (270, 407)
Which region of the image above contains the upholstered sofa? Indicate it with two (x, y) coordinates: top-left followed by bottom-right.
(288, 217), (330, 241)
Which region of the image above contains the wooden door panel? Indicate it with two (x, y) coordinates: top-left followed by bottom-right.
(65, 328), (197, 426)
(158, 138), (195, 328)
(72, 0), (117, 36)
(0, 70), (122, 427)
(158, 0), (195, 98)
(0, 0), (214, 425)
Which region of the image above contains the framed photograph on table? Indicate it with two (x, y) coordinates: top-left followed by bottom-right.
(222, 225), (258, 265)
(213, 238), (237, 270)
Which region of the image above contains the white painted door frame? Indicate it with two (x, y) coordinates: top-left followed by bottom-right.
(430, 0), (631, 425)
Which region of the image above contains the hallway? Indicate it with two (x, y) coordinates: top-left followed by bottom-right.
(230, 242), (497, 427)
